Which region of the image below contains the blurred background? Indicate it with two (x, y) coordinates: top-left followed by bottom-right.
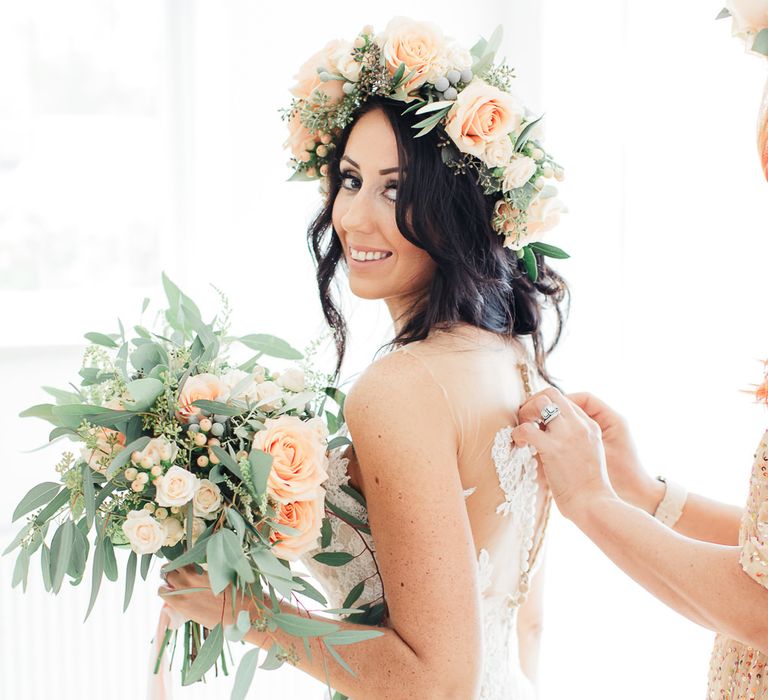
(1, 0), (766, 697)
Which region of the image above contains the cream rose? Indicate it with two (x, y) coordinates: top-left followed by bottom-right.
(220, 368), (261, 404)
(176, 373), (227, 423)
(290, 39), (347, 105)
(252, 415), (329, 504)
(122, 510), (165, 555)
(330, 43), (362, 82)
(276, 367), (306, 393)
(161, 517), (184, 547)
(133, 435), (177, 467)
(482, 136), (515, 168)
(154, 466), (200, 507)
(305, 416), (329, 443)
(193, 479), (223, 519)
(444, 79), (525, 158)
(378, 16), (449, 94)
(269, 493), (326, 561)
(255, 380), (283, 412)
(502, 155), (537, 191)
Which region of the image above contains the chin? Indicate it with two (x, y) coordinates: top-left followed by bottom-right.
(348, 279), (388, 300)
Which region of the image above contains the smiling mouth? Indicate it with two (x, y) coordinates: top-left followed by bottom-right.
(348, 246), (393, 262)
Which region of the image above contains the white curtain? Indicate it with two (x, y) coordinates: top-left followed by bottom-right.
(1, 1), (766, 698)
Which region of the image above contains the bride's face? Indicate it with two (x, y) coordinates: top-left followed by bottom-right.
(332, 108), (437, 304)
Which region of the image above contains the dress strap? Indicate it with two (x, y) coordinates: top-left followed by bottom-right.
(517, 361), (533, 400)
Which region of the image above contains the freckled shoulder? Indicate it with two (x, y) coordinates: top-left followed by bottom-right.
(344, 348), (458, 452)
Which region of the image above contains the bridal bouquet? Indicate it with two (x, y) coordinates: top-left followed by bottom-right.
(4, 273), (381, 697)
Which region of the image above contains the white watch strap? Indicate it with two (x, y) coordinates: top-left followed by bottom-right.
(653, 477), (687, 527)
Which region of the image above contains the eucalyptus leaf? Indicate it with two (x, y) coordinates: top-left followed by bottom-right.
(84, 332), (118, 348)
(237, 334), (303, 360)
(320, 518), (332, 549)
(322, 640), (354, 675)
(35, 488), (71, 526)
(50, 520), (75, 594)
(84, 534), (104, 620)
(226, 508), (246, 544)
(296, 576), (328, 606)
(273, 612), (338, 637)
(210, 445), (244, 481)
(514, 115), (544, 153)
(123, 550), (137, 612)
(191, 400), (245, 417)
(11, 548), (30, 590)
(414, 100), (454, 115)
(327, 436), (352, 451)
(342, 581), (365, 609)
(322, 629), (385, 646)
(41, 544), (52, 591)
(231, 648), (260, 700)
(103, 538), (118, 581)
(182, 623), (224, 685)
(312, 551), (354, 566)
(42, 386), (82, 405)
(259, 642), (285, 670)
(716, 7), (731, 19)
(67, 522), (89, 581)
(248, 448), (273, 498)
(130, 343), (167, 375)
(140, 553), (152, 580)
(161, 524), (215, 573)
(12, 482), (60, 522)
(528, 242), (570, 259)
(207, 532), (236, 595)
(82, 463), (95, 530)
(3, 522), (32, 556)
(123, 378), (164, 412)
(753, 28), (768, 56)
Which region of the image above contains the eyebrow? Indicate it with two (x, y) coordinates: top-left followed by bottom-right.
(341, 155), (401, 175)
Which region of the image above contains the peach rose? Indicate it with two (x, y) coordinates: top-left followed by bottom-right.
(290, 39), (347, 105)
(154, 466), (200, 507)
(269, 493), (325, 561)
(252, 415), (329, 504)
(378, 16), (449, 94)
(445, 79), (525, 158)
(284, 111), (318, 161)
(80, 426), (126, 474)
(726, 0), (768, 39)
(122, 510), (165, 555)
(176, 373), (226, 423)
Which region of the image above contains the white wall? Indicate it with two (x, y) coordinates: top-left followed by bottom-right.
(1, 1), (766, 698)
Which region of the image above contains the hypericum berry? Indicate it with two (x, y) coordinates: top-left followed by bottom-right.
(170, 506), (180, 514)
(187, 414), (199, 425)
(207, 437), (221, 447)
(443, 87), (458, 101)
(307, 167), (317, 178)
(136, 472), (149, 485)
(208, 451), (221, 465)
(320, 164), (329, 176)
(131, 481), (144, 493)
(541, 166), (554, 178)
(531, 148), (544, 161)
(316, 144), (328, 158)
(193, 432), (207, 447)
(446, 69), (461, 85)
(140, 456), (152, 469)
(199, 418), (212, 432)
(555, 167), (565, 181)
(197, 455), (209, 468)
(434, 76), (450, 92)
(155, 507), (168, 520)
(125, 467), (138, 481)
(150, 465), (163, 477)
(143, 502), (155, 512)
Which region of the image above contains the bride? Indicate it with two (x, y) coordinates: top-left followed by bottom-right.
(160, 18), (568, 698)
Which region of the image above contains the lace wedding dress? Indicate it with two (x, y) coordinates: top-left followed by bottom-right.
(300, 327), (551, 699)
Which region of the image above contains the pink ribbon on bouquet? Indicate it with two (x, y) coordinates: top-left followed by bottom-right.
(147, 602), (187, 700)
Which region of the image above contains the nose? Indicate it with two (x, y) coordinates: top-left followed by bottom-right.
(339, 186), (375, 237)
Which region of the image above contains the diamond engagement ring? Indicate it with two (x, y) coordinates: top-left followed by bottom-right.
(540, 403), (561, 425)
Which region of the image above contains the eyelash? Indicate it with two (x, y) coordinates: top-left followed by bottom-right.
(339, 169), (398, 203)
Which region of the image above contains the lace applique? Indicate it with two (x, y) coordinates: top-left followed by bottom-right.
(477, 548), (493, 594)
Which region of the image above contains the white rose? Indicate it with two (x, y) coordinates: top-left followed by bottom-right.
(726, 0), (768, 38)
(256, 381), (283, 411)
(482, 136), (514, 168)
(330, 43), (362, 82)
(122, 510), (165, 555)
(193, 479), (223, 519)
(446, 42), (472, 71)
(276, 367), (306, 393)
(502, 155), (537, 191)
(220, 368), (260, 404)
(161, 517), (185, 547)
(524, 193), (567, 241)
(135, 436), (177, 467)
(154, 466), (200, 507)
(191, 516), (207, 543)
(306, 416), (330, 443)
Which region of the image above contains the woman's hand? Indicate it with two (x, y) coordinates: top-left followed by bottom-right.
(511, 388), (616, 520)
(158, 565), (244, 630)
(568, 392), (664, 515)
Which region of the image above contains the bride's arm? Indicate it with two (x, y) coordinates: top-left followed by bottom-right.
(569, 392), (743, 546)
(165, 350), (483, 699)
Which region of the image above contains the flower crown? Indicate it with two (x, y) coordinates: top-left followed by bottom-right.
(282, 17), (568, 281)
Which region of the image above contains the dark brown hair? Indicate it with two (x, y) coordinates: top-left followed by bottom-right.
(307, 96), (569, 385)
